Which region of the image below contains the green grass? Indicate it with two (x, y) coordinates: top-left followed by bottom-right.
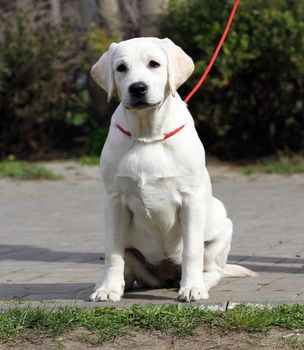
(0, 304), (303, 345)
(76, 155), (100, 166)
(241, 157), (304, 176)
(0, 160), (63, 180)
(241, 167), (258, 176)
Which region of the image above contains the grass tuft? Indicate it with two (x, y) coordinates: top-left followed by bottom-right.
(0, 307), (78, 340)
(0, 304), (303, 345)
(242, 157), (304, 176)
(76, 156), (100, 166)
(218, 304), (304, 332)
(0, 160), (63, 180)
(241, 167), (257, 176)
(262, 157), (304, 174)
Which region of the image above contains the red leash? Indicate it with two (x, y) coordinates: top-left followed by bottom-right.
(183, 0), (239, 104)
(116, 1), (239, 141)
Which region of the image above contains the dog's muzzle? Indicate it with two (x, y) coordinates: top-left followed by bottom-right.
(128, 81), (150, 108)
(129, 81), (148, 98)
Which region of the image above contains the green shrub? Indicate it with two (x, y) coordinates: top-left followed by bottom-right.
(82, 26), (118, 156)
(0, 12), (90, 159)
(161, 0), (304, 159)
(84, 125), (109, 156)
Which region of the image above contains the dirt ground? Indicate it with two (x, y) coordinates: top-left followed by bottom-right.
(1, 328), (303, 350)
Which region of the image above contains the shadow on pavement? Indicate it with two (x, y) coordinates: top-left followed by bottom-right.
(0, 244), (104, 263)
(228, 255), (304, 274)
(1, 244), (303, 274)
(0, 283), (177, 302)
(0, 283), (94, 301)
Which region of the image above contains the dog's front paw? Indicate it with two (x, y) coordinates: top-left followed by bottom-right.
(90, 287), (123, 302)
(177, 286), (209, 302)
(90, 278), (125, 302)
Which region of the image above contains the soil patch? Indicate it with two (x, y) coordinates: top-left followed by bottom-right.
(1, 328), (303, 350)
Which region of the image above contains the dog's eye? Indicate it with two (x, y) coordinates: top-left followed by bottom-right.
(117, 64), (128, 73)
(148, 60), (160, 69)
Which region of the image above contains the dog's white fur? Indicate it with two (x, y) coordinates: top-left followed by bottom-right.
(90, 37), (255, 302)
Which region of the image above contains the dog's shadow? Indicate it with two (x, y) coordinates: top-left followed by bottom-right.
(124, 288), (177, 301)
(0, 283), (177, 302)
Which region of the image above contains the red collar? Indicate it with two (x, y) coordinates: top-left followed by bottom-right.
(115, 123), (185, 141)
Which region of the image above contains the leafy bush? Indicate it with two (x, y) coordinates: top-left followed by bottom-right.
(161, 0), (304, 158)
(0, 11), (90, 159)
(83, 125), (109, 156)
(82, 26), (119, 156)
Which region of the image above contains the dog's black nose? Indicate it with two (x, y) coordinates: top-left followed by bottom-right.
(129, 82), (148, 98)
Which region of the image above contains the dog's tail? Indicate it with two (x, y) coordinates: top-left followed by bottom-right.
(222, 264), (257, 278)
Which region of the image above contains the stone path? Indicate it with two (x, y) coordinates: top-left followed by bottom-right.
(0, 161), (303, 309)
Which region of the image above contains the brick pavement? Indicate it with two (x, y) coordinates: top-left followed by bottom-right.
(0, 162), (303, 308)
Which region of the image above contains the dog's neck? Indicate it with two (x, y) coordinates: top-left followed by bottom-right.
(119, 94), (188, 143)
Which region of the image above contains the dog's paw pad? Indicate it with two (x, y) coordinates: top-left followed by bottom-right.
(177, 287), (209, 302)
(89, 289), (122, 302)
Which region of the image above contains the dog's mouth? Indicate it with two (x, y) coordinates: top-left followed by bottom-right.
(125, 100), (161, 110)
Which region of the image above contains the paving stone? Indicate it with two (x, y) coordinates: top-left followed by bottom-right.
(0, 164), (303, 307)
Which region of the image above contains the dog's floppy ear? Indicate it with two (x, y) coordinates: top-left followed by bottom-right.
(161, 38), (194, 97)
(90, 42), (118, 102)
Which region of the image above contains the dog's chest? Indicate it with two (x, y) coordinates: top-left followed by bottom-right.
(113, 144), (194, 231)
(118, 176), (182, 223)
(117, 145), (184, 212)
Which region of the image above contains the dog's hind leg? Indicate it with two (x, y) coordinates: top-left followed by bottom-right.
(203, 200), (256, 292)
(203, 221), (233, 291)
(203, 200), (234, 292)
(203, 226), (256, 292)
(124, 249), (161, 290)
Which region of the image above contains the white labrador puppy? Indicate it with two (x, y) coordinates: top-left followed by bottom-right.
(90, 37), (255, 302)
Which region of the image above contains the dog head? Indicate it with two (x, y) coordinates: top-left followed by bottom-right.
(91, 37), (194, 110)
